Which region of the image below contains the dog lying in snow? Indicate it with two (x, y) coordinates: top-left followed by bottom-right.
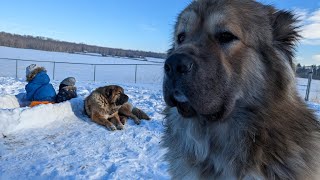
(84, 85), (150, 130)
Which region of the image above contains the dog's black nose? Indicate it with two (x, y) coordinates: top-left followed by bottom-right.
(164, 54), (194, 76)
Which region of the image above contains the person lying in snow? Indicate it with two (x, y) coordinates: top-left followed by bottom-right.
(55, 77), (77, 103)
(25, 64), (56, 107)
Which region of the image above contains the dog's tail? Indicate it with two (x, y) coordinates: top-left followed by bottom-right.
(132, 107), (150, 120)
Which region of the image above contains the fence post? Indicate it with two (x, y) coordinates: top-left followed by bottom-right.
(15, 60), (18, 79)
(53, 62), (56, 80)
(305, 68), (313, 101)
(135, 64), (137, 83)
(93, 64), (96, 82)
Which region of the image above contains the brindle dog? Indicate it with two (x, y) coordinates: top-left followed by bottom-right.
(85, 85), (150, 131)
(162, 0), (320, 179)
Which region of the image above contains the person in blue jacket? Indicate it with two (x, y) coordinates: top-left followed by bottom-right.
(25, 64), (56, 107)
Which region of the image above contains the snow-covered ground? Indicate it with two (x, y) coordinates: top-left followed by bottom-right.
(296, 78), (320, 103)
(0, 46), (163, 65)
(0, 77), (169, 179)
(0, 76), (319, 179)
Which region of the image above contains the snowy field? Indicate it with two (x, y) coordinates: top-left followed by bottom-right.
(0, 46), (164, 65)
(296, 78), (320, 103)
(0, 78), (169, 179)
(0, 46), (164, 84)
(0, 46), (319, 179)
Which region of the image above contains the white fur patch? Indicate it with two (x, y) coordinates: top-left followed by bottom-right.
(207, 12), (225, 29)
(167, 107), (210, 162)
(165, 107), (235, 178)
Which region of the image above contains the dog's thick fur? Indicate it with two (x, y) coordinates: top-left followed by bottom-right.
(84, 85), (150, 131)
(162, 0), (320, 179)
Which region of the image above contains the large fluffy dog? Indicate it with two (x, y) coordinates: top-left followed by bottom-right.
(162, 0), (320, 179)
(85, 85), (150, 131)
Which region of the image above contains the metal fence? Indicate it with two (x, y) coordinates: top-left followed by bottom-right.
(0, 57), (164, 84)
(0, 57), (319, 101)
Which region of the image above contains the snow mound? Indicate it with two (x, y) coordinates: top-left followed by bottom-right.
(0, 94), (20, 109)
(0, 97), (84, 134)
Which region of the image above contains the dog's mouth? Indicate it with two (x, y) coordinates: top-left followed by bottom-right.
(116, 94), (129, 106)
(165, 88), (230, 120)
(176, 101), (197, 118)
(169, 95), (196, 118)
(169, 94), (228, 120)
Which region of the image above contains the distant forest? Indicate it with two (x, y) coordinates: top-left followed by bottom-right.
(0, 31), (166, 59)
(296, 64), (320, 80)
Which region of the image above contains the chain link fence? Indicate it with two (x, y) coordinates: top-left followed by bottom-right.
(0, 58), (319, 102)
(0, 58), (164, 84)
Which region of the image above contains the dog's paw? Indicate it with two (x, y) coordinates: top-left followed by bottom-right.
(133, 118), (141, 125)
(120, 117), (127, 125)
(117, 124), (124, 130)
(109, 125), (117, 131)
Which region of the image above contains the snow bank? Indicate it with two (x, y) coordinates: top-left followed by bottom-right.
(0, 97), (84, 134)
(0, 95), (20, 109)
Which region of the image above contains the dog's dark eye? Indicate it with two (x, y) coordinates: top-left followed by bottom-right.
(215, 32), (238, 44)
(177, 32), (186, 44)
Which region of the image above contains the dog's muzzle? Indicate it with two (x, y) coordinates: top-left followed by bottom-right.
(164, 53), (197, 118)
(116, 94), (129, 106)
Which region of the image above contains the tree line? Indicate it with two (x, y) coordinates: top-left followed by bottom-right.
(0, 31), (166, 59)
(296, 64), (320, 80)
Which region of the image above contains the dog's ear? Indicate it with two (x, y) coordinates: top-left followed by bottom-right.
(104, 87), (114, 102)
(119, 86), (124, 94)
(269, 7), (300, 65)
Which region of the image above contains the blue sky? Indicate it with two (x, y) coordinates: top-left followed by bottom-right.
(0, 0), (319, 65)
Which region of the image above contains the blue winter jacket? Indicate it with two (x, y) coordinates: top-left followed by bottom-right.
(25, 71), (56, 102)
